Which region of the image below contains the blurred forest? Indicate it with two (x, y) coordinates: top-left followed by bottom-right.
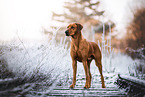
(45, 0), (115, 48)
(44, 0), (145, 60)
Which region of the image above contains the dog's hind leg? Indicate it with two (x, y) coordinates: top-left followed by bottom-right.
(83, 60), (91, 88)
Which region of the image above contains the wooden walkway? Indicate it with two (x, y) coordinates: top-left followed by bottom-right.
(46, 87), (126, 97)
(46, 74), (126, 97)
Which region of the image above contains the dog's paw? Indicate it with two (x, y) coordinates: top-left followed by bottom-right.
(102, 85), (106, 88)
(84, 82), (91, 89)
(69, 84), (75, 88)
(84, 84), (90, 89)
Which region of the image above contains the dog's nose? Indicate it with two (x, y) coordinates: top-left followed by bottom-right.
(65, 30), (69, 36)
(65, 30), (68, 34)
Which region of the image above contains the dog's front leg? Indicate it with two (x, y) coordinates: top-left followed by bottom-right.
(83, 60), (90, 88)
(70, 60), (77, 88)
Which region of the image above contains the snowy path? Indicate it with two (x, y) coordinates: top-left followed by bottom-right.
(45, 73), (126, 97)
(46, 87), (125, 96)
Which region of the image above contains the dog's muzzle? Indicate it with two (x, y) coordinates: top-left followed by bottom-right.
(65, 30), (69, 36)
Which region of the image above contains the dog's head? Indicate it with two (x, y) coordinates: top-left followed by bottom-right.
(65, 23), (83, 36)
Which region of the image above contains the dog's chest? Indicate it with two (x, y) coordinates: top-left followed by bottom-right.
(75, 50), (83, 62)
(71, 40), (90, 62)
(72, 47), (88, 62)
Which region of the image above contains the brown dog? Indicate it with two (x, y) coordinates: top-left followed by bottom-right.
(65, 23), (106, 88)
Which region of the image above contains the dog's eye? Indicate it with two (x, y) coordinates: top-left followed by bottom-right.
(71, 26), (74, 29)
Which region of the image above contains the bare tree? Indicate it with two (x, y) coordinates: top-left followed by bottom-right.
(52, 0), (104, 26)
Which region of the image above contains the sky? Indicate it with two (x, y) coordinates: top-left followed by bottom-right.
(100, 0), (132, 38)
(0, 0), (64, 41)
(0, 0), (133, 41)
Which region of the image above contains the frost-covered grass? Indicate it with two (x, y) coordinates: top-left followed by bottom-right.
(1, 40), (70, 76)
(0, 30), (72, 93)
(95, 22), (144, 78)
(103, 52), (140, 75)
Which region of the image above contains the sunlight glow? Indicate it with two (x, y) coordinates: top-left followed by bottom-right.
(0, 0), (64, 41)
(100, 0), (131, 38)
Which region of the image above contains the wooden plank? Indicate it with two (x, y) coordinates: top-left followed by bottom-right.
(50, 90), (124, 95)
(48, 87), (126, 97)
(53, 87), (119, 91)
(118, 74), (145, 86)
(46, 94), (125, 97)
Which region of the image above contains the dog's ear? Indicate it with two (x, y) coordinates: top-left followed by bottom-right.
(75, 23), (83, 31)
